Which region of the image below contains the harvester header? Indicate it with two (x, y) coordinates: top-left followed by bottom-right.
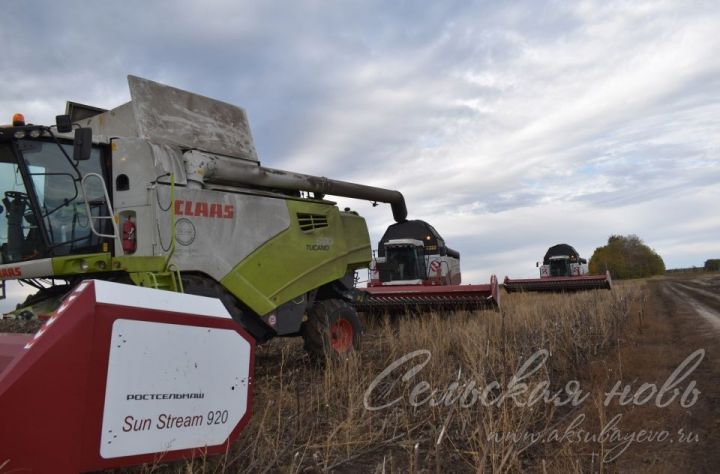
(504, 243), (612, 293)
(355, 219), (499, 313)
(0, 280), (255, 472)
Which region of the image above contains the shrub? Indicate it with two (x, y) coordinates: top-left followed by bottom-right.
(589, 235), (665, 279)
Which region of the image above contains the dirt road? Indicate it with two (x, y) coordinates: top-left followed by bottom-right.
(662, 274), (720, 333)
(613, 274), (720, 472)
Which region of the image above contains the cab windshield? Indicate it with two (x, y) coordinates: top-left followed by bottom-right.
(0, 139), (108, 265)
(549, 259), (570, 277)
(380, 246), (426, 282)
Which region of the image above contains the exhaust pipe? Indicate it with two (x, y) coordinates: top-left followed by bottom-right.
(186, 152), (408, 223)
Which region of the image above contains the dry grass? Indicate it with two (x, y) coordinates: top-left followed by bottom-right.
(129, 282), (643, 474)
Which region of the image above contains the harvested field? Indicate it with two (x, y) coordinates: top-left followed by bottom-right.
(5, 276), (719, 473)
(119, 283), (643, 472)
(0, 317), (43, 334)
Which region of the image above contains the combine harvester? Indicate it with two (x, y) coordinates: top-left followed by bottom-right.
(0, 75), (426, 468)
(0, 75), (413, 359)
(355, 220), (499, 314)
(503, 243), (612, 293)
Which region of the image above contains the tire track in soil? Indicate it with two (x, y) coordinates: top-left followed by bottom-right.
(636, 275), (720, 473)
(666, 282), (720, 333)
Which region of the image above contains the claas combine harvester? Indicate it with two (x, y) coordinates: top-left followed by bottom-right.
(354, 220), (499, 313)
(503, 243), (612, 293)
(0, 76), (502, 471)
(0, 75), (417, 359)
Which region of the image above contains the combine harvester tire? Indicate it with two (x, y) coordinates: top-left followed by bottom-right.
(301, 299), (363, 359)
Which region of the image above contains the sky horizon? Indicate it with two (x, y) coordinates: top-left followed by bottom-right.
(1, 0), (719, 311)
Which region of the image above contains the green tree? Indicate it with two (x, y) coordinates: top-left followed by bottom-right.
(589, 234), (665, 279)
(705, 259), (720, 271)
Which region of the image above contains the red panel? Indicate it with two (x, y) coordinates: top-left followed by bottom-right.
(503, 274), (610, 284)
(0, 281), (98, 474)
(358, 276), (500, 313)
(363, 283), (494, 297)
(0, 333), (32, 374)
(503, 271), (612, 293)
(0, 280), (256, 473)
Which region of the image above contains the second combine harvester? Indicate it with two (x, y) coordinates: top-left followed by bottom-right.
(355, 220), (499, 313)
(503, 243), (612, 292)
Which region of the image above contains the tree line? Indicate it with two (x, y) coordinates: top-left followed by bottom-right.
(589, 235), (665, 279)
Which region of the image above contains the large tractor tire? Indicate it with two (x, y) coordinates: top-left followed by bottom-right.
(301, 298), (362, 360)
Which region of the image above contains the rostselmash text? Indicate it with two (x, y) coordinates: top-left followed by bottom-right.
(126, 392), (205, 401)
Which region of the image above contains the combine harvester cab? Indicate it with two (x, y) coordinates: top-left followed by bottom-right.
(503, 243), (612, 293)
(0, 280), (254, 473)
(355, 220), (499, 314)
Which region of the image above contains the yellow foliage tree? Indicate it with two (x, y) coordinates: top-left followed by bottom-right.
(589, 235), (665, 279)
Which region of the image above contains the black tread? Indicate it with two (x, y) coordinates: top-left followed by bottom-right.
(301, 298), (362, 359)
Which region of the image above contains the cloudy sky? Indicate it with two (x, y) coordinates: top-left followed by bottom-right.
(1, 0), (719, 308)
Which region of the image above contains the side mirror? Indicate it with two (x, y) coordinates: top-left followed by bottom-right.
(73, 128), (93, 161)
(55, 115), (73, 134)
(536, 262), (539, 267)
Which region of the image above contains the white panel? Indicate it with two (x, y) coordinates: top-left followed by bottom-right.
(539, 265), (550, 277)
(93, 280), (231, 319)
(100, 319), (251, 458)
(155, 186), (290, 280)
(0, 258), (54, 280)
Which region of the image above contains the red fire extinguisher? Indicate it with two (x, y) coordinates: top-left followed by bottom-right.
(122, 216), (137, 253)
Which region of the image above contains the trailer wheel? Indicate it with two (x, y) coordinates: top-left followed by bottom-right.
(302, 299), (362, 360)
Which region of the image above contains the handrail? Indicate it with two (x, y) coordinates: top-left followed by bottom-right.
(80, 173), (120, 243)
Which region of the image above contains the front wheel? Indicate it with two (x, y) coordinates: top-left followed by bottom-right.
(301, 299), (362, 360)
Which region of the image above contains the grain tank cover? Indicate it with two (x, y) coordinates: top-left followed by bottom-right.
(543, 244), (580, 264)
(128, 75), (258, 162)
(378, 219), (458, 258)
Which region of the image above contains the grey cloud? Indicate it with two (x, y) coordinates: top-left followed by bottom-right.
(1, 0), (718, 280)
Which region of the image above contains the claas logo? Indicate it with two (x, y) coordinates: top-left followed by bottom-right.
(0, 267), (22, 278)
(174, 200), (234, 219)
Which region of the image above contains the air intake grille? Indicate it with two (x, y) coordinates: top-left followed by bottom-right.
(297, 213), (329, 231)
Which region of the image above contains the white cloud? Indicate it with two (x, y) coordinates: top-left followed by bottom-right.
(1, 0), (717, 288)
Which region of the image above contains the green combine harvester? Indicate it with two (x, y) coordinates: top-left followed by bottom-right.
(0, 76), (409, 358)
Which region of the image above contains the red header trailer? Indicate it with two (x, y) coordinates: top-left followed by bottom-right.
(0, 280), (255, 473)
(503, 272), (612, 293)
(356, 275), (500, 314)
